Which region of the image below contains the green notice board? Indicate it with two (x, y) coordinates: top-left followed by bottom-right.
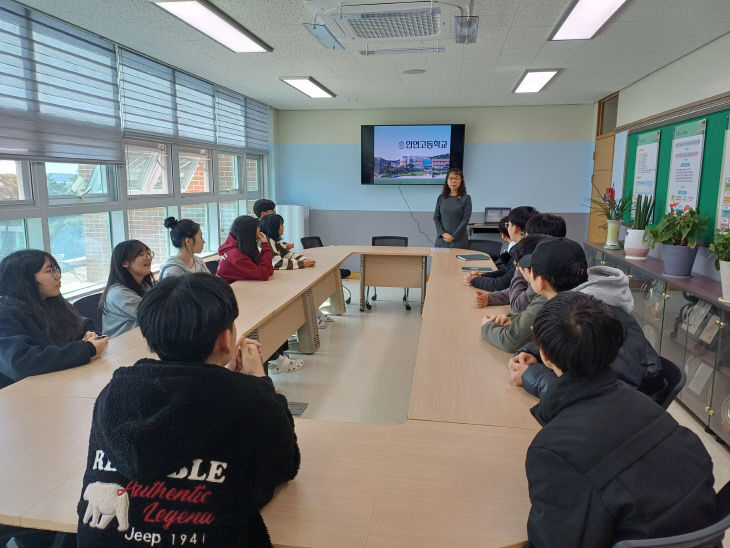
(623, 108), (729, 240)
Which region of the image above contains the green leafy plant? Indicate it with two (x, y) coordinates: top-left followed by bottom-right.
(645, 204), (708, 248)
(589, 184), (630, 221)
(708, 229), (730, 269)
(631, 194), (655, 231)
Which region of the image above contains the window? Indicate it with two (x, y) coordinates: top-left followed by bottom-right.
(246, 199), (257, 216)
(0, 160), (30, 201)
(246, 155), (261, 193)
(127, 207), (169, 268)
(0, 219), (27, 259)
(48, 213), (112, 293)
(45, 162), (111, 199)
(179, 147), (211, 194)
(216, 153), (240, 193)
(218, 200), (241, 240)
(126, 142), (170, 196)
(180, 203), (211, 253)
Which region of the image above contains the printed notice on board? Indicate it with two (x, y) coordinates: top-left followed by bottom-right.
(666, 119), (706, 213)
(632, 131), (660, 218)
(717, 118), (730, 230)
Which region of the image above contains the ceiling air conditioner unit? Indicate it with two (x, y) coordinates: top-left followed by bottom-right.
(303, 1), (460, 44)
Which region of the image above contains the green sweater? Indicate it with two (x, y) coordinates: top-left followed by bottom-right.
(480, 292), (547, 353)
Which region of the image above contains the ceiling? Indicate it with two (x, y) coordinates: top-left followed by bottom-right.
(17, 0), (730, 110)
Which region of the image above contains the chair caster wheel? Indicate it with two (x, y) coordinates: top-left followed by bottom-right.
(372, 295), (377, 301)
(405, 304), (411, 311)
(366, 303), (372, 310)
(346, 297), (351, 304)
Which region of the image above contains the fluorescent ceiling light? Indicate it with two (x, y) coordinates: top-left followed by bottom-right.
(281, 77), (335, 98)
(304, 23), (344, 50)
(154, 1), (272, 52)
(513, 70), (560, 93)
(360, 47), (444, 56)
(551, 0), (629, 40)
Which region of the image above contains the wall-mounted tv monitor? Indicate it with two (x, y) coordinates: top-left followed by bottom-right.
(361, 124), (465, 185)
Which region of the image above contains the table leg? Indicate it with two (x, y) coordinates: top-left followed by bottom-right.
(296, 289), (320, 354)
(360, 255), (366, 312)
(421, 256), (427, 310)
(330, 270), (346, 315)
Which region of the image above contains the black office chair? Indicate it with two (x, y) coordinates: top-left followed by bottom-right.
(300, 236), (352, 304)
(467, 239), (503, 261)
(612, 480), (730, 547)
(369, 236), (410, 311)
(205, 259), (220, 275)
(657, 356), (687, 410)
(72, 292), (103, 334)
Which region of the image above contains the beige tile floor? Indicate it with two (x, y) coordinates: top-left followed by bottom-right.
(278, 279), (730, 494)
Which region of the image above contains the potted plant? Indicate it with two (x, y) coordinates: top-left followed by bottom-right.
(708, 228), (730, 302)
(589, 185), (630, 249)
(624, 194), (654, 260)
(646, 204), (708, 277)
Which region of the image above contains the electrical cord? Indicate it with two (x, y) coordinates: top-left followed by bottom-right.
(397, 185), (435, 246)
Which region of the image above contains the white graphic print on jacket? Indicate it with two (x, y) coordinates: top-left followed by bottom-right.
(82, 481), (130, 531)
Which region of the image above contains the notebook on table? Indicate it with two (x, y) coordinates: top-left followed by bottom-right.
(456, 253), (491, 261)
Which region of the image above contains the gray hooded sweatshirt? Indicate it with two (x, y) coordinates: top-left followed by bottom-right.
(159, 255), (210, 280)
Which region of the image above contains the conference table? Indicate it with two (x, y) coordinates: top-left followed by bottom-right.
(0, 246), (539, 547)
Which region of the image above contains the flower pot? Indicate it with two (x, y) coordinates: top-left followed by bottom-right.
(624, 229), (650, 260)
(720, 260), (730, 302)
(662, 244), (699, 277)
(604, 220), (621, 250)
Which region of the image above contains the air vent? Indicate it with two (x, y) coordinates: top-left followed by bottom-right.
(341, 8), (441, 39)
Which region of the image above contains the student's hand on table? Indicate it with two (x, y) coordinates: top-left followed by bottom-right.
(464, 272), (479, 285)
(234, 335), (265, 377)
(482, 313), (510, 327)
(285, 242), (295, 250)
(508, 353), (536, 386)
(89, 335), (109, 359)
(475, 290), (489, 307)
(302, 259), (316, 267)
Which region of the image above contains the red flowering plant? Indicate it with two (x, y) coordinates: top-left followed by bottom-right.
(645, 203), (708, 248)
(589, 184), (630, 220)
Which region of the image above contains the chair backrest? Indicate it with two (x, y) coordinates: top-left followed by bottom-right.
(205, 260), (220, 275)
(372, 236), (408, 247)
(301, 236), (324, 249)
(612, 480), (730, 548)
(467, 239), (503, 257)
(658, 356), (687, 410)
(72, 293), (103, 334)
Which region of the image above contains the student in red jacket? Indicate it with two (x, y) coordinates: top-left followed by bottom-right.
(216, 216), (303, 373)
(217, 215), (274, 282)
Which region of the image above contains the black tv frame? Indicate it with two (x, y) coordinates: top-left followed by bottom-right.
(361, 124), (465, 185)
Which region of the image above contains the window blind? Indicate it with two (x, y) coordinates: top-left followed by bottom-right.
(0, 0), (123, 163)
(245, 97), (269, 151)
(216, 88), (246, 148)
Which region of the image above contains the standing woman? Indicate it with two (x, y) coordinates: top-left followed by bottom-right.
(0, 250), (108, 388)
(433, 167), (472, 249)
(159, 216), (210, 279)
(100, 240), (155, 338)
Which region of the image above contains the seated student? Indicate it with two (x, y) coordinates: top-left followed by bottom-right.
(480, 235), (547, 353)
(217, 215), (274, 282)
(217, 216), (303, 373)
(253, 198), (294, 251)
(473, 213), (567, 312)
(101, 240), (155, 339)
(159, 217), (210, 279)
(259, 214), (316, 270)
(468, 206), (538, 293)
(508, 237), (664, 402)
(77, 274), (300, 547)
(0, 250), (108, 389)
(524, 291), (716, 548)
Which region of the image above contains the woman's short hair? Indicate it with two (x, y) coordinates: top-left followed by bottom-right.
(259, 214), (284, 242)
(441, 168), (466, 198)
(137, 273), (238, 363)
(532, 292), (625, 377)
(164, 217), (201, 249)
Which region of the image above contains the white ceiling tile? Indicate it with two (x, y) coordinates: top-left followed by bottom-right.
(503, 26), (553, 49)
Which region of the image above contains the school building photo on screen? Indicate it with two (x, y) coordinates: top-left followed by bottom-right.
(373, 125), (451, 184)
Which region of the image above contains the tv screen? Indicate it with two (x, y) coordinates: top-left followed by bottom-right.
(361, 124), (465, 185)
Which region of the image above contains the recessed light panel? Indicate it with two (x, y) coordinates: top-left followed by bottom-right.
(514, 70), (559, 93)
(281, 77), (335, 98)
(155, 1), (271, 52)
(551, 0), (629, 40)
